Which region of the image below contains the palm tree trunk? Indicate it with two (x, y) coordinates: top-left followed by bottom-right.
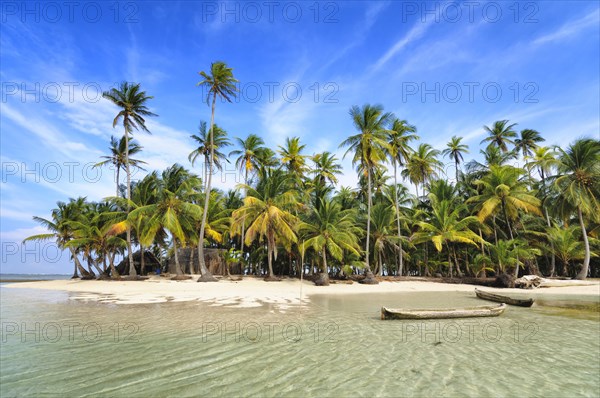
(267, 237), (275, 278)
(319, 249), (330, 285)
(173, 239), (183, 276)
(365, 169), (372, 272)
(198, 94), (218, 282)
(448, 248), (453, 278)
(393, 160), (404, 276)
(124, 129), (136, 278)
(140, 244), (145, 276)
(70, 247), (89, 277)
(575, 206), (590, 280)
(116, 166), (120, 197)
(72, 260), (79, 278)
(240, 168), (248, 254)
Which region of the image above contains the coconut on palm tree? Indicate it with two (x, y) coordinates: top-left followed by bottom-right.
(340, 104), (393, 284)
(196, 61), (238, 282)
(102, 82), (157, 278)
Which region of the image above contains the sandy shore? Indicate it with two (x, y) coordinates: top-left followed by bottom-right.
(4, 276), (599, 307)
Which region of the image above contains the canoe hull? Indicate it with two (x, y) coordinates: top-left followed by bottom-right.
(381, 304), (506, 320)
(475, 288), (534, 307)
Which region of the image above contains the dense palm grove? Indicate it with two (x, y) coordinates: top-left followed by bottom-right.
(26, 62), (600, 284)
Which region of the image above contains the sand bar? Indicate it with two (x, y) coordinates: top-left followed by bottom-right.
(3, 276), (599, 306)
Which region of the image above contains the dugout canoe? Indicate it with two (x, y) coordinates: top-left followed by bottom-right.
(475, 288), (535, 307)
(381, 303), (506, 320)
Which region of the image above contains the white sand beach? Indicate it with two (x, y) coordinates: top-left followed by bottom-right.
(4, 277), (599, 306)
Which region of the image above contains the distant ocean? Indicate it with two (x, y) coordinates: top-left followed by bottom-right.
(0, 274), (71, 283)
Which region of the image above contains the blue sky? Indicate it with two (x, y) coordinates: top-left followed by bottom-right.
(1, 1), (599, 274)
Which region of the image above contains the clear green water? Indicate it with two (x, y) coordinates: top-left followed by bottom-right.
(1, 286), (598, 397)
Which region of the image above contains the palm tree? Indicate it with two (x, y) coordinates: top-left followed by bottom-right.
(189, 121), (231, 187)
(94, 135), (147, 197)
(481, 120), (517, 152)
(196, 61), (238, 282)
(401, 143), (442, 198)
(311, 151), (342, 187)
(231, 169), (299, 280)
(469, 165), (542, 276)
(340, 104), (393, 283)
(102, 82), (157, 277)
(300, 199), (361, 285)
(229, 134), (267, 256)
(129, 165), (203, 279)
(529, 146), (559, 275)
(411, 200), (483, 278)
(24, 198), (92, 279)
(554, 138), (600, 279)
(546, 225), (588, 276)
(515, 129), (545, 158)
(442, 136), (469, 183)
(278, 136), (308, 181)
(387, 118), (418, 276)
(370, 203), (401, 276)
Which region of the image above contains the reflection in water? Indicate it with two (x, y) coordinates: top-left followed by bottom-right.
(1, 287), (599, 397)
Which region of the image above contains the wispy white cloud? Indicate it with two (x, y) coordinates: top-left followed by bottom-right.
(533, 9), (599, 46)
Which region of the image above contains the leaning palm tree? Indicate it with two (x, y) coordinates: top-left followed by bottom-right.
(196, 61), (238, 282)
(481, 120), (517, 152)
(554, 138), (600, 279)
(24, 198), (92, 279)
(94, 135), (147, 197)
(387, 118), (418, 276)
(442, 135), (469, 183)
(340, 104), (393, 283)
(102, 82), (157, 277)
(300, 199), (361, 285)
(229, 134), (267, 255)
(231, 169), (299, 281)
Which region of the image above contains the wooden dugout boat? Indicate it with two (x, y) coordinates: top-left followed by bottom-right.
(475, 288), (535, 307)
(381, 303), (506, 320)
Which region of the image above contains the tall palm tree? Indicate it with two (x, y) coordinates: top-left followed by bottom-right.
(387, 118), (418, 276)
(300, 199), (361, 285)
(529, 146), (559, 275)
(94, 135), (146, 197)
(229, 134), (267, 256)
(554, 138), (600, 279)
(231, 170), (299, 280)
(102, 82), (157, 277)
(24, 198), (92, 279)
(196, 61), (238, 282)
(401, 143), (442, 198)
(481, 120), (517, 152)
(442, 135), (469, 183)
(340, 104), (393, 283)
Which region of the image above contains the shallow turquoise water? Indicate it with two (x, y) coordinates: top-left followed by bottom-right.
(1, 286), (598, 397)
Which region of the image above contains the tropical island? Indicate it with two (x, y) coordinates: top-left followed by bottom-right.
(19, 62), (600, 297)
